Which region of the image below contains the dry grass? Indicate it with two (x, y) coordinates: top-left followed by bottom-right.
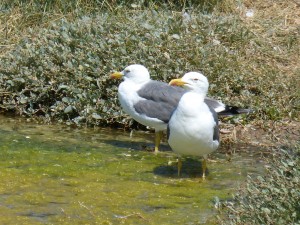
(241, 0), (299, 70)
(0, 7), (72, 57)
(234, 0), (299, 123)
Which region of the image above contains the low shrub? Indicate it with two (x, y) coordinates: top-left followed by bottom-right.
(0, 5), (299, 127)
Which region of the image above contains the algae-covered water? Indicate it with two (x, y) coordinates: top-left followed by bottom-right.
(0, 115), (264, 224)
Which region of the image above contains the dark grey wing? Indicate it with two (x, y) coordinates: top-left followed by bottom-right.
(207, 105), (219, 142)
(134, 80), (186, 123)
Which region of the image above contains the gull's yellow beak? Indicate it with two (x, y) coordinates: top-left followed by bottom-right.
(110, 71), (123, 79)
(169, 78), (187, 87)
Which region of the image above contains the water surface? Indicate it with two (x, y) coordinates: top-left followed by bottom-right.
(0, 115), (264, 224)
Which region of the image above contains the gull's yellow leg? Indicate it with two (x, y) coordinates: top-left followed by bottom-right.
(202, 158), (207, 179)
(154, 130), (163, 153)
(177, 157), (182, 177)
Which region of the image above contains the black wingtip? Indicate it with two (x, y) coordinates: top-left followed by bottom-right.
(218, 106), (254, 116)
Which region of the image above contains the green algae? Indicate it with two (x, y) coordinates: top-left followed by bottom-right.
(0, 115), (265, 224)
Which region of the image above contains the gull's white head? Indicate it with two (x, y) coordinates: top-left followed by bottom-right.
(169, 72), (209, 94)
(110, 64), (150, 84)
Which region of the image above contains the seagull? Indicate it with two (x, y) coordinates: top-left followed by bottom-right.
(168, 72), (220, 178)
(110, 64), (251, 152)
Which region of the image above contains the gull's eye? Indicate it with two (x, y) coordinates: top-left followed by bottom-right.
(124, 69), (130, 73)
(192, 78), (199, 81)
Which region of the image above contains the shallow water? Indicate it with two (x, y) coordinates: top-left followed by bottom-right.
(0, 115), (265, 224)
